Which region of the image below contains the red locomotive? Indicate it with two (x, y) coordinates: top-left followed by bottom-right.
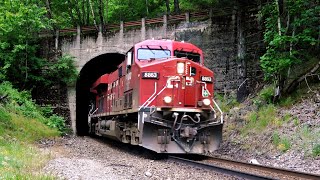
(88, 39), (223, 154)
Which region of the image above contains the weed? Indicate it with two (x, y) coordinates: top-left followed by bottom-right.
(301, 125), (311, 138)
(214, 93), (239, 112)
(279, 96), (294, 107)
(272, 132), (280, 146)
(293, 117), (300, 126)
(259, 85), (274, 104)
(248, 112), (258, 123)
(0, 139), (55, 179)
(279, 138), (291, 152)
(241, 104), (277, 135)
(312, 144), (320, 157)
(40, 105), (54, 118)
(282, 113), (291, 122)
(272, 132), (291, 152)
(253, 98), (263, 109)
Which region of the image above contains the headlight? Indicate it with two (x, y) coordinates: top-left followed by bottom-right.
(202, 98), (211, 106)
(163, 96), (172, 104)
(177, 62), (185, 74)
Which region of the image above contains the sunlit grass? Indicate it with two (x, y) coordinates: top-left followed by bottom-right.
(0, 107), (59, 179)
(241, 104), (278, 136)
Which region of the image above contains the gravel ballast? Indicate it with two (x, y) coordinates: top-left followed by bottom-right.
(43, 136), (237, 180)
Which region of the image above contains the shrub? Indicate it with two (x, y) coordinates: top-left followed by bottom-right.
(0, 82), (66, 134)
(47, 115), (66, 134)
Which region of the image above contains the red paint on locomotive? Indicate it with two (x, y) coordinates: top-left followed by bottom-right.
(88, 39), (223, 154)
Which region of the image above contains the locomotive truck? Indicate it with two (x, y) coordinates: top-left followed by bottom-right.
(88, 39), (223, 154)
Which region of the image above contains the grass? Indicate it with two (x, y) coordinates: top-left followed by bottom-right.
(241, 104), (278, 136)
(0, 82), (61, 179)
(214, 93), (239, 112)
(0, 140), (56, 179)
(272, 132), (291, 152)
(0, 107), (59, 179)
(295, 125), (320, 157)
(220, 83), (320, 156)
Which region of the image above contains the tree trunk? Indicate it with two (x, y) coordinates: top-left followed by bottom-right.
(89, 0), (98, 29)
(44, 0), (53, 20)
(145, 0), (149, 16)
(44, 0), (57, 32)
(286, 61), (320, 94)
(105, 0), (109, 24)
(165, 0), (170, 15)
(81, 0), (86, 26)
(276, 0), (282, 36)
(86, 0), (90, 25)
(174, 0), (180, 14)
(66, 0), (77, 26)
(98, 0), (104, 29)
(73, 0), (83, 26)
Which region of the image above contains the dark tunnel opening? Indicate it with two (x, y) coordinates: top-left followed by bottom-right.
(76, 53), (125, 135)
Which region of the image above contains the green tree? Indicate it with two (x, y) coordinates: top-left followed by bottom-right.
(260, 0), (319, 96)
(0, 0), (49, 89)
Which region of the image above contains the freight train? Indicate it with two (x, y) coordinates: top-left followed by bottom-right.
(88, 39), (223, 154)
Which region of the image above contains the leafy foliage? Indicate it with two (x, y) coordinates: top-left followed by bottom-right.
(43, 0), (226, 27)
(44, 55), (78, 86)
(0, 82), (66, 134)
(0, 0), (49, 89)
(260, 0), (319, 94)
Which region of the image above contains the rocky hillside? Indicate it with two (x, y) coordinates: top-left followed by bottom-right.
(214, 83), (320, 174)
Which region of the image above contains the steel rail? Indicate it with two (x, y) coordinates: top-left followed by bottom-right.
(169, 156), (272, 180)
(208, 156), (320, 180)
(169, 156), (320, 180)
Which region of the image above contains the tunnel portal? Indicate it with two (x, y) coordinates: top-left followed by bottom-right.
(76, 53), (125, 135)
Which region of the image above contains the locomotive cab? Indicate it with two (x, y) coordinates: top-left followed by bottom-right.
(89, 39), (223, 154)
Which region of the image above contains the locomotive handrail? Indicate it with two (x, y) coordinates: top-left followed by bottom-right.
(143, 85), (167, 108)
(90, 108), (99, 116)
(197, 80), (223, 124)
(212, 99), (224, 124)
(88, 103), (99, 117)
(139, 82), (158, 111)
(139, 76), (182, 110)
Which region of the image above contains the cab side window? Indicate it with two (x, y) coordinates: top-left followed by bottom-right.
(174, 50), (200, 63)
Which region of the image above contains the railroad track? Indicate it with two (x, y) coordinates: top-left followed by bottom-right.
(169, 156), (320, 180)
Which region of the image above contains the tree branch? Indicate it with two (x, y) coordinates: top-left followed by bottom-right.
(286, 61), (320, 93)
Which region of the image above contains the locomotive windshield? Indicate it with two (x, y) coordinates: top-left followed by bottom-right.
(174, 50), (201, 63)
(138, 48), (171, 60)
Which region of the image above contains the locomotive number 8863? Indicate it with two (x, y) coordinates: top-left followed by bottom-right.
(88, 39), (223, 154)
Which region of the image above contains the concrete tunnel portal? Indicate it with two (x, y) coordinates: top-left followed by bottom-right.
(76, 53), (125, 135)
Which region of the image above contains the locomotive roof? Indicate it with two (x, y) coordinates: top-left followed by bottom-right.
(90, 74), (108, 93)
(134, 39), (202, 53)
